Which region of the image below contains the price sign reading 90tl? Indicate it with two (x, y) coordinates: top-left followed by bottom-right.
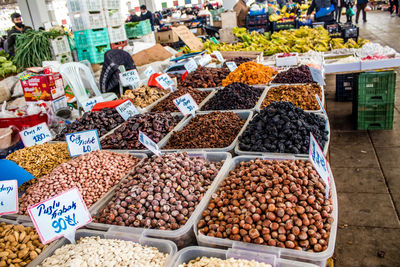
(19, 122), (52, 147)
(309, 133), (330, 199)
(28, 187), (91, 244)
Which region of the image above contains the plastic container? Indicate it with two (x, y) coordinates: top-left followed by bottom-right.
(73, 28), (110, 49)
(0, 113), (48, 131)
(0, 127), (13, 149)
(235, 112), (330, 157)
(107, 25), (127, 43)
(29, 229), (177, 267)
(171, 246), (320, 267)
(69, 11), (106, 31)
(357, 71), (396, 105)
(54, 52), (73, 64)
(336, 73), (357, 102)
(102, 0), (120, 9)
(50, 35), (71, 56)
(354, 102), (394, 130)
(104, 9), (125, 27)
(193, 155), (338, 267)
(67, 0), (102, 13)
(86, 151), (232, 248)
(110, 40), (128, 50)
(272, 21), (296, 32)
(76, 44), (110, 64)
(125, 20), (152, 38)
(159, 110), (253, 153)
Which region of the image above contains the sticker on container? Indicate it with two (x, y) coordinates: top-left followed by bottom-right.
(226, 61), (238, 72)
(315, 94), (327, 118)
(308, 66), (324, 85)
(28, 187), (92, 244)
(199, 54), (212, 67)
(139, 131), (161, 156)
(184, 58), (198, 73)
(65, 129), (101, 157)
(309, 133), (330, 199)
(82, 96), (104, 112)
(213, 51), (224, 62)
(19, 122), (52, 147)
(116, 100), (140, 121)
(173, 93), (199, 116)
(144, 66), (155, 79)
(119, 69), (141, 88)
(0, 180), (18, 216)
(156, 74), (175, 91)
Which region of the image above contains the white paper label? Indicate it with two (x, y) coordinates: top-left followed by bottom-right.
(65, 129), (101, 157)
(19, 122), (52, 147)
(184, 58), (198, 73)
(207, 63), (217, 68)
(116, 100), (140, 121)
(309, 133), (330, 199)
(173, 93), (199, 116)
(52, 96), (68, 112)
(139, 131), (161, 156)
(309, 66), (324, 85)
(119, 69), (141, 88)
(28, 187), (92, 244)
(82, 96), (104, 112)
(144, 66), (155, 79)
(226, 61), (238, 72)
(156, 74), (175, 90)
(199, 54), (212, 67)
(315, 94), (327, 117)
(213, 51), (224, 62)
(0, 180), (18, 215)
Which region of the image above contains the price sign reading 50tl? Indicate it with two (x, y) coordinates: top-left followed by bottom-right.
(309, 133), (330, 199)
(28, 187), (92, 244)
(173, 93), (199, 116)
(19, 122), (52, 147)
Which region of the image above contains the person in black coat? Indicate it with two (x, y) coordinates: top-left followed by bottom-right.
(140, 5), (155, 31)
(306, 0), (337, 24)
(7, 13), (31, 57)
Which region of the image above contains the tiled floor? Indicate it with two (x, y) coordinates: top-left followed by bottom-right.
(328, 11), (400, 266)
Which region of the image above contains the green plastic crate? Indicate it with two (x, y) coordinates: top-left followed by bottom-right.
(73, 28), (110, 50)
(356, 103), (394, 130)
(357, 71), (396, 104)
(125, 20), (152, 38)
(76, 44), (110, 64)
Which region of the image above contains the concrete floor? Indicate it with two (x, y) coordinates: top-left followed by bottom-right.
(327, 11), (400, 267)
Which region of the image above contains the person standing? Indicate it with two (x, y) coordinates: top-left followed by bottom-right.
(233, 0), (250, 27)
(140, 5), (155, 31)
(345, 0), (355, 22)
(355, 0), (368, 23)
(336, 0), (345, 22)
(126, 9), (140, 22)
(306, 0), (337, 24)
(389, 0), (399, 16)
(6, 13), (31, 57)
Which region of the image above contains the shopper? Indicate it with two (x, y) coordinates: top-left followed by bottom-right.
(233, 0), (250, 27)
(140, 5), (155, 31)
(6, 13), (31, 57)
(205, 1), (214, 10)
(389, 0), (399, 16)
(345, 0), (355, 23)
(335, 0), (345, 22)
(355, 0), (368, 23)
(306, 0), (337, 24)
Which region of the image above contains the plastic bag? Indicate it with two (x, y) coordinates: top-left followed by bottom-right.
(0, 101), (16, 118)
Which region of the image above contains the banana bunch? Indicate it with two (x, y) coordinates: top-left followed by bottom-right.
(269, 13), (282, 22)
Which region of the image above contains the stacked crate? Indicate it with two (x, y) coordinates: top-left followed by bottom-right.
(103, 0), (127, 50)
(67, 0), (110, 63)
(336, 73), (358, 102)
(125, 20), (152, 40)
(353, 71), (396, 130)
(50, 35), (73, 64)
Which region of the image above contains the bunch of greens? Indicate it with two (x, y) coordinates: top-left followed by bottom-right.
(0, 50), (17, 77)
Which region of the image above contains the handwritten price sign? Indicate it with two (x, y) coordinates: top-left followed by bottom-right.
(19, 122), (52, 147)
(144, 66), (155, 79)
(65, 129), (101, 157)
(156, 74), (175, 91)
(213, 51), (225, 62)
(119, 69), (141, 88)
(0, 180), (18, 215)
(199, 54), (212, 67)
(309, 133), (330, 199)
(226, 61), (238, 72)
(28, 187), (91, 244)
(82, 96), (104, 112)
(139, 131), (161, 156)
(116, 100), (140, 121)
(184, 58), (198, 73)
(173, 93), (199, 116)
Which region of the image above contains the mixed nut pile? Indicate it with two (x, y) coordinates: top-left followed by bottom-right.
(121, 86), (169, 108)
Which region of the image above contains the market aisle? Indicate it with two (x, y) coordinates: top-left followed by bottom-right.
(327, 11), (400, 266)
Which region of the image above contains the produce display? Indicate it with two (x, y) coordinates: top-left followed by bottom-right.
(38, 236), (168, 267)
(94, 153), (223, 230)
(101, 113), (181, 150)
(121, 86), (169, 108)
(223, 56), (253, 67)
(197, 158), (334, 252)
(18, 151), (140, 214)
(201, 83), (264, 111)
(239, 102), (328, 154)
(261, 84), (322, 111)
(179, 257), (272, 267)
(174, 66), (230, 88)
(0, 51), (17, 77)
(55, 108), (124, 140)
(164, 112), (245, 149)
(272, 65), (314, 84)
(222, 62), (277, 86)
(151, 87), (209, 113)
(0, 222), (48, 266)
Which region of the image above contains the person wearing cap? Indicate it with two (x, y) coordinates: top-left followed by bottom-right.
(126, 9), (140, 22)
(7, 13), (31, 57)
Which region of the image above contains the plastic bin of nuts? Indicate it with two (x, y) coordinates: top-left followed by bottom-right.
(29, 229), (177, 267)
(193, 155), (338, 267)
(86, 152), (232, 248)
(171, 246), (320, 267)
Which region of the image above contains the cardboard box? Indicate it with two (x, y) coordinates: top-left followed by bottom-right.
(21, 73), (65, 103)
(275, 53), (298, 67)
(219, 28), (237, 43)
(221, 11), (237, 29)
(155, 30), (179, 44)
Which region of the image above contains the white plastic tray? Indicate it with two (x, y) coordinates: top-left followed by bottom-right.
(193, 155), (338, 267)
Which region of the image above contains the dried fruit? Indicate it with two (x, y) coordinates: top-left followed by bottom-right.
(222, 62), (277, 86)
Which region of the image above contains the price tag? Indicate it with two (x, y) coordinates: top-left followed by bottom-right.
(199, 54), (212, 66)
(308, 66), (324, 85)
(82, 96), (104, 112)
(184, 58), (198, 73)
(28, 187), (92, 244)
(0, 180), (18, 215)
(144, 66), (155, 79)
(207, 63), (217, 68)
(19, 122), (52, 147)
(226, 61), (238, 72)
(139, 131), (161, 156)
(315, 94), (327, 118)
(119, 69), (141, 88)
(213, 51), (225, 62)
(65, 129), (101, 157)
(116, 100), (140, 121)
(309, 133), (330, 199)
(156, 74), (175, 90)
(173, 93), (199, 116)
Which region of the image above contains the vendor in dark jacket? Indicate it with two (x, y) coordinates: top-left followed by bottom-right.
(7, 13), (31, 57)
(306, 0), (337, 24)
(140, 5), (155, 31)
